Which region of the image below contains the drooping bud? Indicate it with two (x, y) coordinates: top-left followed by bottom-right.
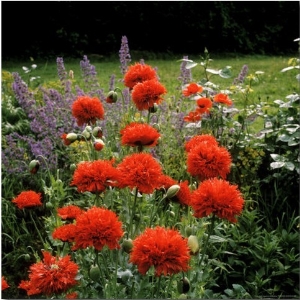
(89, 265), (101, 282)
(148, 103), (158, 113)
(92, 126), (103, 138)
(93, 139), (105, 151)
(122, 238), (133, 254)
(29, 159), (40, 174)
(106, 91), (118, 103)
(70, 163), (77, 172)
(66, 133), (78, 142)
(81, 129), (91, 140)
(166, 184), (180, 199)
(177, 277), (190, 294)
(187, 235), (199, 255)
(185, 226), (193, 237)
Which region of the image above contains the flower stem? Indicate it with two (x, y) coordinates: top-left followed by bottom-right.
(29, 210), (45, 247)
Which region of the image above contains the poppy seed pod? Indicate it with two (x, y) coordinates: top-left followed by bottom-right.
(106, 91), (118, 103)
(66, 133), (78, 142)
(89, 265), (101, 282)
(29, 159), (40, 174)
(166, 184), (180, 199)
(122, 238), (133, 253)
(187, 235), (199, 255)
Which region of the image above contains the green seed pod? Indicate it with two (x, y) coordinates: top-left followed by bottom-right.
(122, 238), (133, 253)
(89, 265), (101, 282)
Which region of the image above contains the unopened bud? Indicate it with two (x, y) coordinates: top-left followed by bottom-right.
(66, 133), (78, 142)
(70, 163), (77, 172)
(177, 277), (190, 294)
(89, 265), (101, 282)
(92, 126), (103, 138)
(166, 184), (180, 199)
(94, 139), (105, 151)
(106, 91), (118, 103)
(82, 130), (91, 140)
(188, 235), (199, 255)
(29, 159), (40, 174)
(122, 238), (133, 253)
(148, 103), (158, 113)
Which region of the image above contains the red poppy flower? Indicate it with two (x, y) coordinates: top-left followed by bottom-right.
(120, 122), (160, 148)
(213, 93), (233, 106)
(2, 277), (9, 291)
(72, 96), (105, 126)
(183, 110), (202, 122)
(124, 63), (157, 89)
(184, 134), (218, 152)
(131, 79), (167, 111)
(71, 206), (124, 251)
(196, 97), (213, 114)
(130, 226), (190, 276)
(190, 178), (244, 223)
(117, 153), (163, 194)
(57, 205), (83, 220)
(70, 159), (121, 193)
(187, 144), (232, 180)
(93, 139), (105, 151)
(52, 224), (77, 243)
(182, 82), (203, 97)
(18, 251), (78, 296)
(12, 191), (42, 209)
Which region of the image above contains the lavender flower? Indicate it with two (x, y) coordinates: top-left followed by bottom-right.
(233, 64), (249, 85)
(119, 36), (131, 75)
(178, 56), (192, 86)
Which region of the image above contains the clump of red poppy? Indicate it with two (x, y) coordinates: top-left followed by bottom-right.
(18, 251), (79, 296)
(184, 134), (218, 152)
(182, 82), (203, 97)
(72, 95), (105, 126)
(190, 178), (244, 223)
(12, 191), (42, 209)
(130, 226), (190, 276)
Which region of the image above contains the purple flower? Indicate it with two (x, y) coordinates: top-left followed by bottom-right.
(119, 36), (131, 75)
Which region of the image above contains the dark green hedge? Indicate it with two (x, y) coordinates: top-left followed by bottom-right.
(2, 1), (299, 60)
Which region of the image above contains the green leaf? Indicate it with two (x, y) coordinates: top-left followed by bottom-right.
(284, 162), (295, 171)
(185, 62), (198, 69)
(206, 68), (219, 74)
(219, 66), (232, 78)
(270, 154), (285, 162)
(281, 66), (296, 72)
(209, 235), (227, 243)
(270, 162), (285, 169)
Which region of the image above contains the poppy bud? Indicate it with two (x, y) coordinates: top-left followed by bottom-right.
(92, 126), (103, 138)
(82, 129), (91, 140)
(148, 103), (158, 113)
(166, 184), (180, 199)
(89, 265), (101, 282)
(94, 139), (105, 151)
(24, 254), (31, 262)
(188, 235), (199, 255)
(185, 226), (193, 237)
(177, 277), (190, 294)
(178, 294), (188, 299)
(70, 163), (77, 172)
(66, 133), (78, 142)
(106, 91), (118, 103)
(122, 238), (133, 253)
(29, 159), (40, 174)
(85, 126), (93, 132)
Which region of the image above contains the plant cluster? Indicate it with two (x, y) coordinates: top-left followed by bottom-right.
(1, 36), (299, 299)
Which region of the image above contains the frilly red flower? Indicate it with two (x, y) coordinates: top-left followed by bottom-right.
(182, 82), (203, 97)
(184, 134), (218, 152)
(120, 122), (160, 148)
(72, 95), (105, 126)
(18, 251), (78, 296)
(131, 79), (167, 111)
(130, 226), (190, 276)
(124, 63), (157, 89)
(12, 191), (42, 209)
(190, 178), (244, 223)
(213, 93), (233, 106)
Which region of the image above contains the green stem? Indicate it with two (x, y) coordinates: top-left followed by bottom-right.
(128, 188), (139, 237)
(29, 210), (45, 247)
(198, 214), (216, 268)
